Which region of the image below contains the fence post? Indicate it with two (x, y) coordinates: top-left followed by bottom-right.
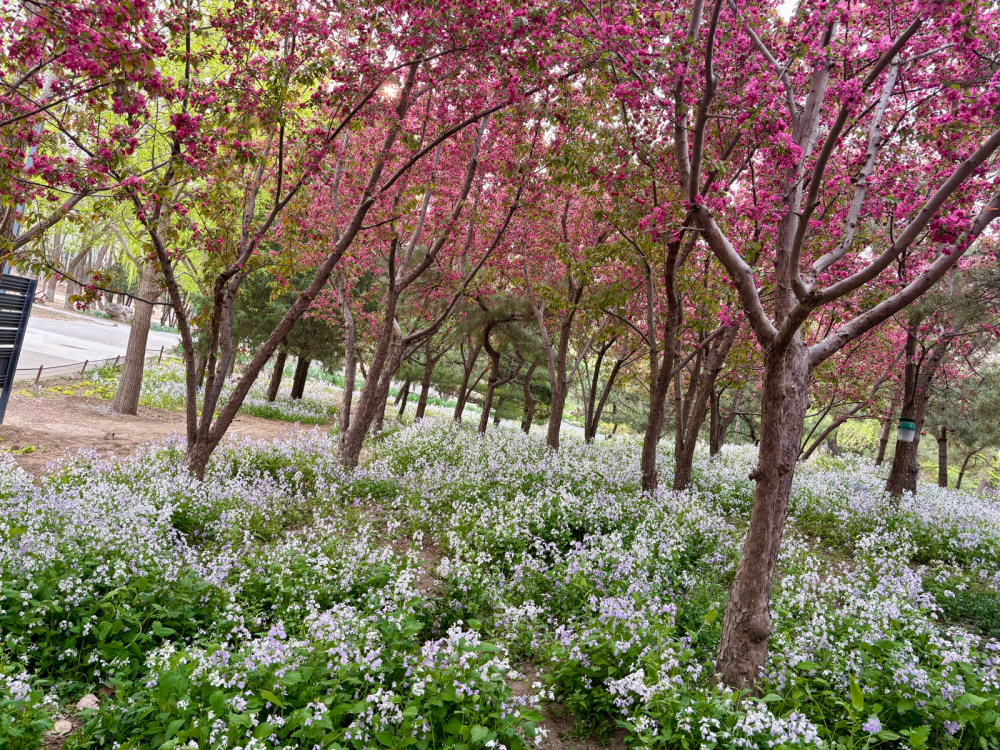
(114, 355), (120, 368)
(81, 359), (88, 376)
(35, 364), (42, 385)
(159, 345), (164, 363)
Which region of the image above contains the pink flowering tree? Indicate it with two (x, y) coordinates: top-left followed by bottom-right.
(584, 0), (1000, 686)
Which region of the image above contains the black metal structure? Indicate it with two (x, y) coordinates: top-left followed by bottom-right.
(0, 274), (36, 423)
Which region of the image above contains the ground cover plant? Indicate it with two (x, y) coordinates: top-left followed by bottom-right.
(3, 421), (1000, 749)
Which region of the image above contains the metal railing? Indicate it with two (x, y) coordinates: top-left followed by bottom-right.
(13, 346), (179, 384)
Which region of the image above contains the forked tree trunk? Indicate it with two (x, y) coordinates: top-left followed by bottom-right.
(875, 417), (892, 465)
(715, 339), (810, 689)
(111, 263), (160, 415)
(290, 357), (310, 400)
(266, 349), (286, 402)
(674, 323), (740, 490)
(937, 425), (948, 488)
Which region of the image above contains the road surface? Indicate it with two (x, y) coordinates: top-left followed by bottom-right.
(13, 309), (181, 380)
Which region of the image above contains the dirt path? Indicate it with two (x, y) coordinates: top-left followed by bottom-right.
(0, 393), (319, 476)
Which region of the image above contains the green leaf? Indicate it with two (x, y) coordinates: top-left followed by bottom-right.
(260, 690), (284, 709)
(878, 731), (902, 741)
(897, 699), (915, 714)
(795, 661), (820, 671)
(471, 726), (491, 744)
(703, 608), (717, 624)
(254, 723), (276, 740)
(280, 671), (302, 685)
(467, 619), (481, 631)
(907, 725), (931, 748)
(402, 705), (419, 717)
(961, 693), (988, 706)
(376, 731), (394, 746)
(850, 677), (864, 712)
(165, 718), (185, 740)
(760, 694), (782, 703)
(151, 621), (176, 637)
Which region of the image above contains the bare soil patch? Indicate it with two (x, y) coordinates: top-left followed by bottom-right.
(0, 392), (318, 477)
(510, 663), (627, 750)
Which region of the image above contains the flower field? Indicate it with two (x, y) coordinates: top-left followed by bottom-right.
(4, 422), (1000, 749)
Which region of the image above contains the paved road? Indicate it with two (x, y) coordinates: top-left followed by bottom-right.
(13, 311), (181, 379)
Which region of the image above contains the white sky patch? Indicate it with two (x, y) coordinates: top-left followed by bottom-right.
(777, 0), (797, 21)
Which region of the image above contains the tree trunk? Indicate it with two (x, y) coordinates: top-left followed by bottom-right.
(397, 379), (411, 419)
(937, 425), (948, 488)
(978, 474), (990, 494)
(674, 323), (740, 490)
(546, 384), (567, 448)
(111, 263), (160, 415)
(478, 324), (509, 434)
(338, 272), (356, 440)
(493, 396), (503, 426)
(415, 340), (434, 421)
(267, 349), (286, 402)
(709, 389), (721, 456)
(715, 339), (811, 690)
(522, 361), (537, 433)
(290, 357), (310, 400)
(956, 450), (977, 490)
(453, 342), (483, 423)
(875, 417), (892, 465)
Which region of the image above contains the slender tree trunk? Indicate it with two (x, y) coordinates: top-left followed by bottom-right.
(397, 380), (411, 419)
(709, 389), (721, 456)
(875, 417), (892, 465)
(674, 323), (740, 490)
(522, 361), (537, 433)
(715, 339), (811, 689)
(956, 450), (977, 490)
(978, 474), (990, 494)
(339, 272), (356, 440)
(111, 263), (160, 415)
(453, 342), (483, 423)
(493, 396), (503, 426)
(415, 340), (434, 421)
(937, 425), (948, 488)
(267, 349), (286, 402)
(478, 324), (506, 434)
(395, 379), (411, 406)
(290, 357), (310, 400)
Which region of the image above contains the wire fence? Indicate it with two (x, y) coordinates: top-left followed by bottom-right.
(13, 346), (181, 383)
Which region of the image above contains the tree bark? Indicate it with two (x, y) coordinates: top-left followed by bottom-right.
(875, 416), (892, 465)
(709, 388), (721, 455)
(111, 263), (160, 415)
(290, 357), (310, 400)
(477, 323), (522, 434)
(416, 340), (434, 421)
(397, 379), (411, 419)
(673, 322), (741, 491)
(453, 340), (483, 423)
(937, 425), (948, 488)
(715, 339), (811, 689)
(956, 450), (978, 490)
(493, 396), (503, 426)
(267, 349), (286, 402)
(886, 323), (953, 498)
(338, 271), (356, 441)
